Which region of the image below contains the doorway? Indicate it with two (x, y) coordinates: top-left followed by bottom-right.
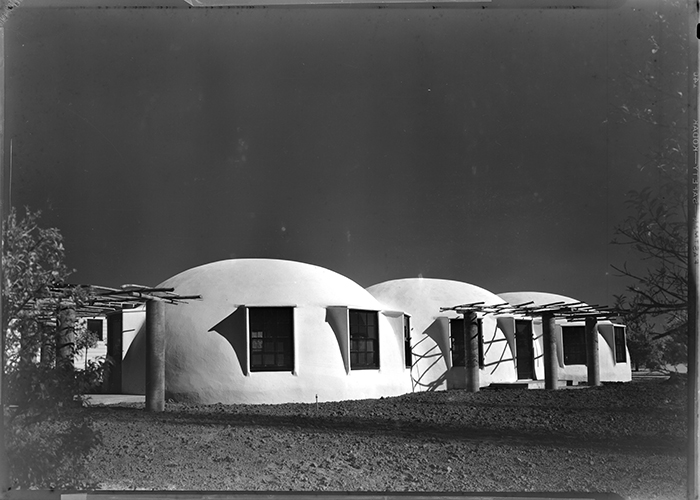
(515, 320), (535, 380)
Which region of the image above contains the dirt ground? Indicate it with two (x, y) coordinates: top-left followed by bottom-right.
(80, 376), (686, 500)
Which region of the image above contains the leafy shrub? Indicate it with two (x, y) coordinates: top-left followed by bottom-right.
(2, 208), (106, 489)
(6, 409), (101, 490)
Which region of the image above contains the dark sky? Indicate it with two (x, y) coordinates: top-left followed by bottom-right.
(3, 0), (687, 308)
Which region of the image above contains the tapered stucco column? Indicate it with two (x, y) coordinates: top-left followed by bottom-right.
(542, 313), (558, 390)
(56, 307), (76, 370)
(464, 311), (480, 393)
(585, 316), (600, 387)
(106, 312), (123, 393)
(146, 299), (166, 412)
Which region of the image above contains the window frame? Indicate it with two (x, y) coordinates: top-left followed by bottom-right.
(248, 306), (295, 373)
(613, 326), (627, 363)
(562, 325), (587, 366)
(349, 309), (380, 370)
(86, 318), (104, 342)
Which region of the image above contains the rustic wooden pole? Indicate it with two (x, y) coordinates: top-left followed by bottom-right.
(463, 311), (480, 392)
(106, 311), (123, 393)
(585, 316), (600, 387)
(542, 313), (558, 390)
(146, 299), (166, 412)
(19, 326), (34, 368)
(39, 321), (52, 366)
(56, 306), (76, 370)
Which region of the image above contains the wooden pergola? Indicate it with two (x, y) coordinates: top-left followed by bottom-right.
(25, 283), (201, 412)
(32, 283), (201, 317)
(440, 300), (621, 392)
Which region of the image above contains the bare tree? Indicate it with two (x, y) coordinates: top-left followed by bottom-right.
(611, 0), (689, 368)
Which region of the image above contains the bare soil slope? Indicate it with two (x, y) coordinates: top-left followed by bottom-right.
(84, 378), (687, 500)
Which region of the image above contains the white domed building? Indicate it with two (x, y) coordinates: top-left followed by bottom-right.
(498, 291), (631, 384)
(366, 278), (517, 392)
(121, 259), (412, 404)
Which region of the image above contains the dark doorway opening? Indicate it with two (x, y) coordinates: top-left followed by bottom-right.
(515, 320), (535, 380)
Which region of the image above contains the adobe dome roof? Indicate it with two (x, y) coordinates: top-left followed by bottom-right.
(367, 278), (503, 323)
(158, 258), (383, 309)
(497, 291), (584, 307)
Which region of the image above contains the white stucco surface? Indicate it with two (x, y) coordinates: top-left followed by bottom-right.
(121, 259), (412, 404)
(122, 306), (146, 359)
(367, 278), (517, 392)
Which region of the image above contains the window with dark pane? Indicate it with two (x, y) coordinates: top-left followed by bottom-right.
(87, 319), (104, 342)
(404, 315), (412, 368)
(349, 309), (379, 369)
(249, 307), (294, 372)
(562, 325), (587, 365)
(450, 318), (484, 368)
(614, 326), (627, 363)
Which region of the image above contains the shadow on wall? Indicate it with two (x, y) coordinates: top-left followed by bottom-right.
(122, 322), (146, 394)
(208, 307), (247, 375)
(410, 319), (452, 392)
(484, 340), (514, 375)
(424, 318), (451, 368)
(325, 307), (351, 375)
(414, 371), (448, 393)
(411, 317), (521, 390)
(482, 321), (514, 375)
(411, 343), (447, 392)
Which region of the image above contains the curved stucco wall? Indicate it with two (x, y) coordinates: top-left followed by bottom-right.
(122, 259), (412, 404)
(498, 291), (631, 383)
(366, 278), (517, 392)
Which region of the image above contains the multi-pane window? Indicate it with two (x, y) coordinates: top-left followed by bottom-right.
(562, 326), (587, 365)
(404, 315), (412, 368)
(450, 318), (484, 368)
(614, 326), (627, 363)
(249, 307), (294, 372)
(349, 309), (379, 369)
(86, 319), (104, 342)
